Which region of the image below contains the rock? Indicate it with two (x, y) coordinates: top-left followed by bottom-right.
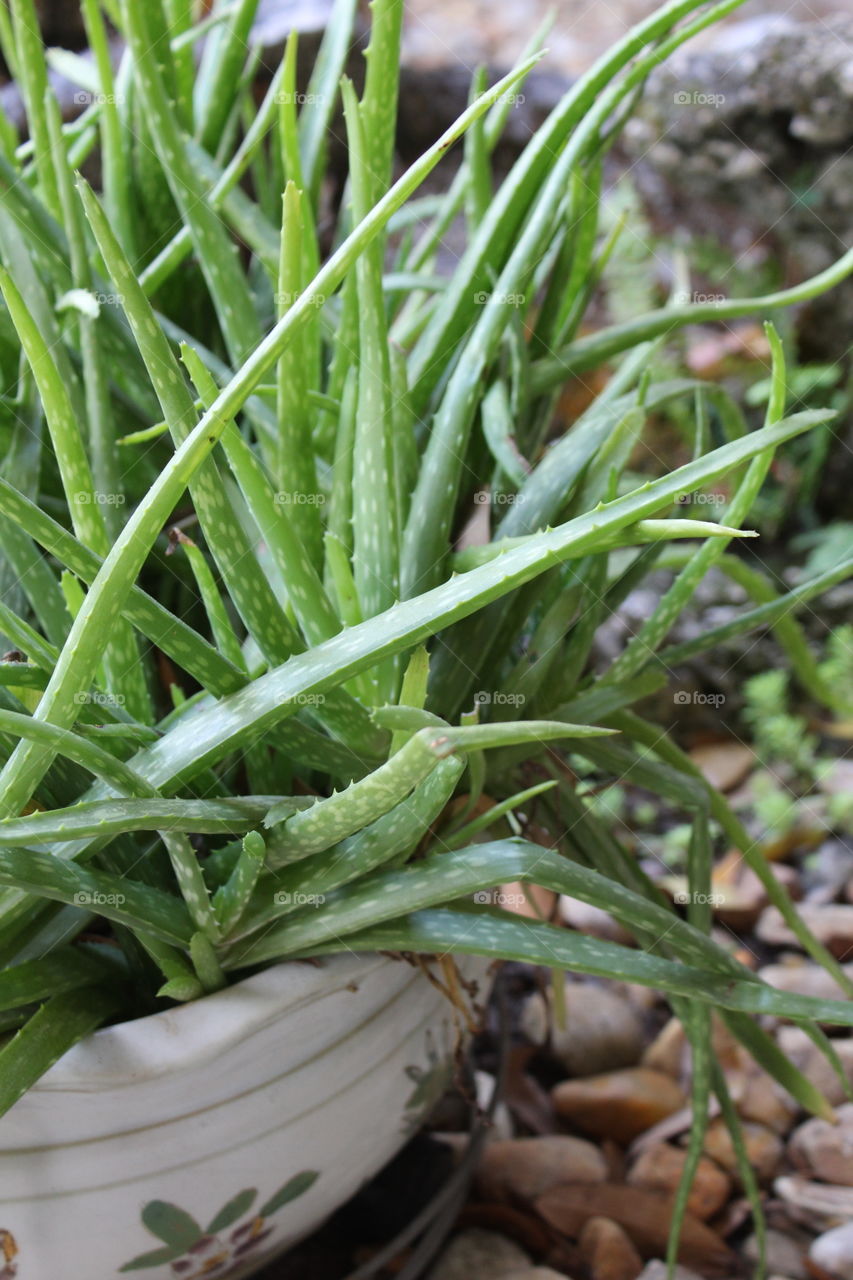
(774, 1175), (853, 1230)
(503, 1272), (570, 1280)
(635, 1264), (705, 1280)
(712, 863), (800, 932)
(689, 741), (754, 791)
(759, 959), (853, 1003)
(642, 1018), (688, 1079)
(703, 1117), (783, 1183)
(549, 981), (646, 1077)
(810, 1221), (853, 1280)
(729, 1065), (798, 1136)
(776, 1026), (853, 1105)
(579, 1216), (643, 1280)
(536, 1185), (732, 1271)
(518, 990), (550, 1047)
(757, 904), (853, 958)
(475, 1071), (514, 1141)
(476, 1136), (608, 1203)
(742, 1228), (808, 1280)
(552, 1069), (686, 1144)
(789, 1103), (853, 1186)
(559, 896), (635, 946)
(427, 1228), (532, 1280)
(628, 1143), (731, 1220)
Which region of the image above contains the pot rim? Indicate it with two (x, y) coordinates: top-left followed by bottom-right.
(30, 950), (408, 1092)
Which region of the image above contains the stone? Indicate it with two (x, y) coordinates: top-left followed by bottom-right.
(628, 1143), (731, 1221)
(809, 1221), (853, 1280)
(549, 981), (646, 1077)
(552, 1069), (686, 1145)
(775, 1174), (853, 1230)
(742, 1228), (808, 1280)
(427, 1228), (532, 1280)
(559, 896), (635, 946)
(642, 1018), (688, 1079)
(475, 1071), (514, 1141)
(503, 1272), (570, 1280)
(689, 741), (754, 792)
(757, 904), (853, 958)
(579, 1216), (643, 1280)
(536, 1184), (732, 1271)
(635, 1264), (704, 1280)
(789, 1103), (853, 1186)
(476, 1136), (608, 1203)
(759, 960), (853, 1003)
(776, 1026), (853, 1105)
(703, 1117), (783, 1182)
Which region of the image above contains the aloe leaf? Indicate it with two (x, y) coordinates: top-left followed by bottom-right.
(531, 245), (853, 393)
(286, 904), (853, 1030)
(234, 758), (463, 940)
(0, 984), (124, 1118)
(213, 831), (266, 935)
(0, 948), (114, 1011)
(342, 77), (399, 641)
(194, 0), (259, 152)
(0, 797), (269, 844)
(0, 848), (193, 946)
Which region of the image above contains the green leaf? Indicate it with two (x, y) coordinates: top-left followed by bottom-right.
(259, 1171), (319, 1218)
(0, 985), (123, 1118)
(141, 1200), (204, 1251)
(207, 1187), (258, 1234)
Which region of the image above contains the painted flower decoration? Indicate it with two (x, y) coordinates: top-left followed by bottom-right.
(120, 1173), (318, 1276)
(0, 1230), (18, 1280)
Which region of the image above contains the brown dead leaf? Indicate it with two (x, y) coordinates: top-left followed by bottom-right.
(689, 742), (754, 792)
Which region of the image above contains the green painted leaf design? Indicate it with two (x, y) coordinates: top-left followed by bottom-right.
(140, 1199), (204, 1251)
(119, 1244), (183, 1272)
(259, 1170), (319, 1218)
(207, 1187), (258, 1233)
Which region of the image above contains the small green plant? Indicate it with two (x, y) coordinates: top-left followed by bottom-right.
(0, 0), (853, 1271)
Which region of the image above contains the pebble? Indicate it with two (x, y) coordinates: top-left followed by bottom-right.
(809, 1221), (853, 1280)
(427, 1228), (531, 1280)
(559, 896), (635, 946)
(757, 904), (853, 958)
(742, 1228), (808, 1279)
(774, 1174), (853, 1229)
(552, 1068), (686, 1144)
(759, 959), (853, 1002)
(689, 741), (754, 791)
(549, 981), (646, 1077)
(789, 1102), (853, 1185)
(476, 1135), (608, 1202)
(475, 1071), (514, 1141)
(579, 1215), (643, 1280)
(628, 1143), (731, 1220)
(635, 1263), (705, 1280)
(703, 1116), (783, 1182)
(776, 1026), (853, 1105)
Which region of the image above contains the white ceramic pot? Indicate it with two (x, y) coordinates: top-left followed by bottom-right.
(0, 951), (488, 1280)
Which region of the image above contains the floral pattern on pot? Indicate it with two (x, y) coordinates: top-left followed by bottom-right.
(119, 1172), (319, 1276)
(0, 1230), (18, 1279)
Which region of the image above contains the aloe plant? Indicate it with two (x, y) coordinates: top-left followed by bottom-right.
(0, 0), (852, 1268)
